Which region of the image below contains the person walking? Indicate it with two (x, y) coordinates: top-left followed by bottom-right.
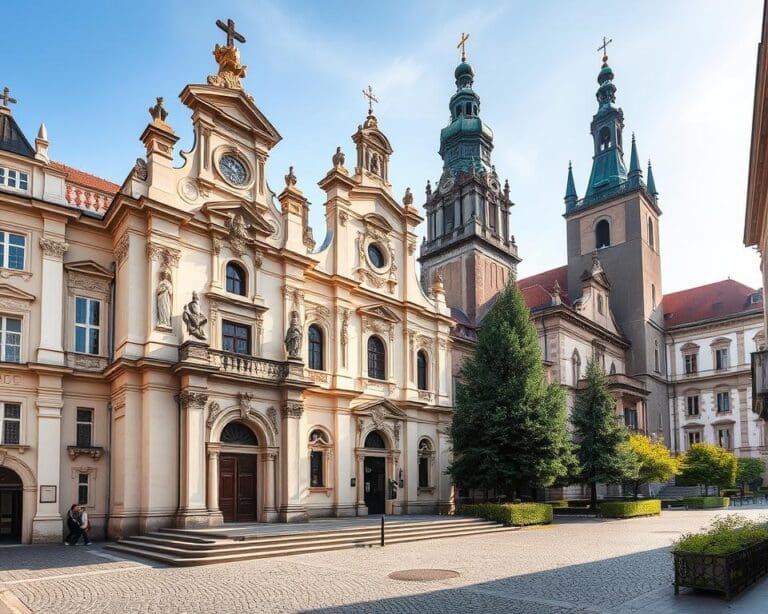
(64, 504), (81, 546)
(78, 505), (92, 545)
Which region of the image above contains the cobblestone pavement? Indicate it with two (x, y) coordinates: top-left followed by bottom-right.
(2, 508), (768, 613)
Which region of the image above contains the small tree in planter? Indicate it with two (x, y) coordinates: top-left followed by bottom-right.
(572, 359), (636, 510)
(735, 457), (765, 496)
(677, 444), (737, 496)
(625, 434), (678, 500)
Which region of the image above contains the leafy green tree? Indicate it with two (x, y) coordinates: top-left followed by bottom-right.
(449, 282), (575, 500)
(677, 443), (738, 495)
(625, 434), (678, 500)
(735, 457), (765, 495)
(571, 359), (635, 510)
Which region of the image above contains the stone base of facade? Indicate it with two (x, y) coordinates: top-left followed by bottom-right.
(108, 513), (141, 540)
(32, 516), (63, 543)
(278, 505), (308, 523)
(356, 504), (369, 516)
(175, 507), (215, 529)
(139, 513), (176, 534)
(207, 510), (226, 526)
(333, 504), (357, 518)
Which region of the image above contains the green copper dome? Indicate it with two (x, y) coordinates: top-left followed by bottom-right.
(454, 62), (474, 81)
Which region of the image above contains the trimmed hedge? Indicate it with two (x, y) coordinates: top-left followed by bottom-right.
(547, 500), (568, 508)
(457, 503), (553, 526)
(600, 499), (662, 518)
(683, 496), (730, 509)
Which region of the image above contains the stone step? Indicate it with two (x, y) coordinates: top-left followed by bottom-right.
(106, 524), (513, 567)
(113, 521), (504, 558)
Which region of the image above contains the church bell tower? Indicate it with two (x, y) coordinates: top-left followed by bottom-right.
(418, 35), (520, 323)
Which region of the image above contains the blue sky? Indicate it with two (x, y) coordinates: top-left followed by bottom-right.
(4, 0), (763, 292)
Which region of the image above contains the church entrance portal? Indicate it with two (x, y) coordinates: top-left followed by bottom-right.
(0, 467), (22, 542)
(219, 453), (258, 522)
(364, 456), (386, 515)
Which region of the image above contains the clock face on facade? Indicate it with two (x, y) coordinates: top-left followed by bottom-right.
(439, 175), (455, 194)
(219, 155), (248, 186)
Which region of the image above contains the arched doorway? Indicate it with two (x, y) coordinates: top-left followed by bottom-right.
(0, 467), (22, 542)
(363, 431), (387, 515)
(218, 422), (259, 523)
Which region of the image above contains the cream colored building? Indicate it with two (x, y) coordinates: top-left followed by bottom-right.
(0, 32), (454, 544)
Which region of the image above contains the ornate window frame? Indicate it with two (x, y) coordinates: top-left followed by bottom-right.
(681, 342), (699, 376)
(225, 260), (249, 297)
(417, 437), (436, 493)
(308, 427), (333, 495)
(64, 262), (112, 371)
(711, 337), (732, 371)
(0, 228), (31, 279)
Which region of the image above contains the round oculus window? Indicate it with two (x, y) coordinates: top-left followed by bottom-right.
(219, 155), (249, 186)
(367, 243), (386, 269)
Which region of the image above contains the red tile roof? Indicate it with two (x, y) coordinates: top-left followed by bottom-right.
(517, 265), (569, 310)
(662, 279), (763, 327)
(50, 161), (120, 195)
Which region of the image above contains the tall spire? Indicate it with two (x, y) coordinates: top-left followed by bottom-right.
(628, 132), (642, 186)
(565, 161), (578, 210)
(647, 159), (658, 196)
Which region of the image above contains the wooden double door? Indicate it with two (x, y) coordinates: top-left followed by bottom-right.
(219, 453), (258, 522)
(363, 456), (386, 515)
(0, 468), (22, 542)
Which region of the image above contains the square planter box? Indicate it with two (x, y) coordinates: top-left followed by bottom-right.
(674, 538), (768, 599)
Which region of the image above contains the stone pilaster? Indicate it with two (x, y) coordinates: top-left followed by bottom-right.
(36, 236), (68, 365)
(176, 388), (211, 528)
(278, 399), (308, 522)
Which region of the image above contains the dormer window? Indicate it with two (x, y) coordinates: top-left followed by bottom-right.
(751, 291), (763, 305)
(0, 168), (29, 192)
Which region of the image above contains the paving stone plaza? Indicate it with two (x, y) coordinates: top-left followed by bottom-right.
(3, 509), (768, 613)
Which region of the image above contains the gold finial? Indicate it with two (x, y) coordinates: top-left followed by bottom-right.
(457, 32), (470, 62)
(208, 18), (248, 90)
(0, 87), (17, 111)
(597, 35), (613, 64)
(362, 85), (378, 116)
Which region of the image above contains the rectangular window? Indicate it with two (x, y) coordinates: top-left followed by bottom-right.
(419, 456), (430, 488)
(74, 297), (100, 354)
(686, 395), (699, 416)
(0, 231), (26, 270)
(222, 320), (251, 355)
(684, 353), (698, 375)
(718, 428), (732, 450)
(624, 408), (638, 431)
(310, 450), (324, 487)
(0, 316), (22, 363)
(597, 294), (604, 315)
(687, 431), (701, 448)
(76, 408), (93, 448)
(1, 402), (21, 445)
(77, 473), (89, 506)
(716, 391), (730, 413)
(715, 348), (729, 370)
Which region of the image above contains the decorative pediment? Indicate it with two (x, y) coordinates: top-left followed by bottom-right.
(363, 213), (394, 234)
(357, 304), (400, 324)
(203, 201), (275, 245)
(0, 283), (36, 303)
(352, 398), (407, 419)
(64, 261), (114, 280)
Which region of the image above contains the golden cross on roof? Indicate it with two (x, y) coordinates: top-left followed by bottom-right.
(0, 87), (17, 109)
(457, 32), (470, 62)
(597, 35), (613, 61)
(362, 85), (378, 115)
(216, 18), (246, 48)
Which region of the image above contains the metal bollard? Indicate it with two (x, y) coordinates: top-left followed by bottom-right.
(380, 514), (385, 547)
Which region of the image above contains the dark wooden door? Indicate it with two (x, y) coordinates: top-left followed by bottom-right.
(219, 454), (257, 523)
(364, 456), (386, 514)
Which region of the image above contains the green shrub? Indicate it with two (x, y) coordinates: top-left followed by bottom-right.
(600, 499), (661, 518)
(683, 496), (730, 509)
(674, 515), (768, 555)
(547, 500), (568, 508)
(457, 502), (553, 526)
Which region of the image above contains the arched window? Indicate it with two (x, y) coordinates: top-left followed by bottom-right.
(572, 350), (582, 385)
(647, 217), (655, 249)
(609, 362), (616, 375)
(225, 262), (247, 296)
(418, 438), (434, 489)
(417, 350), (428, 391)
(364, 430), (386, 449)
(367, 336), (386, 380)
(595, 219), (611, 249)
(465, 102), (472, 116)
(599, 126), (611, 151)
(308, 324), (323, 370)
(221, 421), (258, 445)
(309, 429), (330, 488)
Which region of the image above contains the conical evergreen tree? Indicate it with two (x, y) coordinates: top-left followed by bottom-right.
(449, 282), (574, 500)
(571, 359), (635, 509)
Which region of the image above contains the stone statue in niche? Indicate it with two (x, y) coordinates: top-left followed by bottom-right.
(156, 269), (173, 329)
(182, 291), (208, 340)
(284, 310), (303, 359)
(370, 152), (380, 174)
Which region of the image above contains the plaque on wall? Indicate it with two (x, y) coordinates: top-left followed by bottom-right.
(40, 485), (57, 503)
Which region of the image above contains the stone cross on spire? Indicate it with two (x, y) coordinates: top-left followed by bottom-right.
(0, 87), (17, 110)
(597, 35), (613, 62)
(362, 85), (378, 115)
(457, 32), (470, 62)
(216, 18), (246, 47)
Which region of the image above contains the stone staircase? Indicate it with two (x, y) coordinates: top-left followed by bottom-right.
(106, 517), (512, 567)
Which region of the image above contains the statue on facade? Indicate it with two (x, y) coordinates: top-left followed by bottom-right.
(156, 269), (173, 329)
(332, 146), (345, 168)
(226, 213), (253, 256)
(182, 291), (208, 340)
(284, 310), (303, 359)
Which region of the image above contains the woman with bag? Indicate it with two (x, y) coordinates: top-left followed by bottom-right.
(64, 504), (81, 545)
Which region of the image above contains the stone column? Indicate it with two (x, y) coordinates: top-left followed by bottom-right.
(278, 400), (308, 522)
(37, 237), (68, 365)
(206, 447), (219, 511)
(355, 451), (367, 515)
(263, 450), (278, 522)
(176, 388), (210, 528)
